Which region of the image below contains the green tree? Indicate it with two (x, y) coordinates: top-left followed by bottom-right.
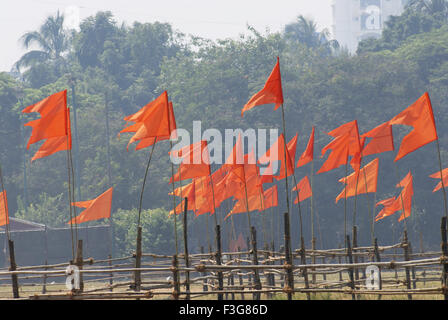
(284, 15), (339, 55)
(14, 11), (71, 87)
(112, 207), (181, 256)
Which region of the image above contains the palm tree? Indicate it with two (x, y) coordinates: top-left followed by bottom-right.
(284, 15), (339, 54)
(14, 11), (70, 72)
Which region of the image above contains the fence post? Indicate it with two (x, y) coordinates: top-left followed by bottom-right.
(402, 231), (412, 300)
(215, 225), (224, 300)
(42, 260), (47, 294)
(108, 254), (113, 292)
(237, 246), (245, 300)
(283, 212), (294, 300)
(246, 236), (252, 288)
(338, 243), (343, 287)
(300, 236), (310, 300)
(270, 241), (276, 287)
(441, 217), (448, 300)
(264, 243), (272, 299)
(75, 239), (84, 292)
(311, 237), (317, 286)
(8, 240), (19, 299)
(374, 238), (382, 300)
(133, 226), (142, 291)
(250, 226), (262, 300)
(227, 253), (235, 300)
(172, 254), (180, 300)
(409, 243), (417, 289)
(346, 235), (356, 300)
(182, 197), (191, 300)
(200, 246), (208, 292)
(352, 226), (360, 283)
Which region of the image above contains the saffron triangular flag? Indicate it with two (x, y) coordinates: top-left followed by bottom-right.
(292, 176), (312, 204)
(68, 187), (113, 224)
(241, 57), (284, 117)
(297, 126), (315, 168)
(429, 168), (448, 193)
(389, 92), (438, 161)
(335, 158), (379, 203)
(22, 90), (72, 161)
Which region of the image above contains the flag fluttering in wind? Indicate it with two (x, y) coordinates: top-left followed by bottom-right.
(120, 92), (177, 150)
(226, 192), (265, 219)
(375, 171), (413, 222)
(68, 187), (113, 224)
(335, 158), (379, 203)
(429, 168), (448, 193)
(296, 126), (315, 168)
(317, 120), (362, 174)
(258, 133), (298, 180)
(170, 140), (211, 183)
(22, 90), (72, 161)
(389, 92), (438, 162)
(241, 57), (284, 117)
(317, 133), (350, 174)
(361, 122), (394, 157)
(292, 176), (312, 204)
(0, 191), (9, 227)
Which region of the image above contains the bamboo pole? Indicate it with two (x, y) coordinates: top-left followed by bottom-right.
(182, 197), (191, 300)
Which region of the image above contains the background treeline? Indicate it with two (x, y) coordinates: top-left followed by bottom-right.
(1, 2), (448, 259)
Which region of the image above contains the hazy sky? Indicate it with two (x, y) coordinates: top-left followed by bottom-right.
(0, 0), (333, 72)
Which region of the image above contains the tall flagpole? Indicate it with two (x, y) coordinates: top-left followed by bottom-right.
(137, 140), (157, 227)
(428, 95), (448, 218)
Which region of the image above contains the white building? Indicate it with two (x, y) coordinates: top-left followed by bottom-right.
(332, 0), (407, 53)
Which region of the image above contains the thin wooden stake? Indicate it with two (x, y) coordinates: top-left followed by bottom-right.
(75, 239), (84, 292)
(440, 217), (448, 300)
(402, 231), (412, 300)
(182, 197), (191, 300)
(215, 225), (224, 300)
(8, 240), (19, 299)
(283, 212), (294, 300)
(346, 235), (356, 300)
(251, 226), (262, 300)
(133, 226), (142, 291)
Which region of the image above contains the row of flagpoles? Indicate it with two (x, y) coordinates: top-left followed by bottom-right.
(1, 57), (448, 264)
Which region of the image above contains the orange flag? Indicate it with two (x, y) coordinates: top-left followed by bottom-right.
(297, 126), (315, 168)
(68, 187), (113, 224)
(0, 191), (9, 227)
(375, 171), (413, 222)
(429, 168), (448, 192)
(170, 140), (211, 183)
(258, 133), (298, 180)
(292, 176), (312, 204)
(241, 57), (284, 117)
(317, 133), (350, 174)
(374, 197), (396, 222)
(389, 92), (438, 161)
(361, 122), (394, 157)
(22, 90), (72, 161)
(225, 190), (265, 219)
(328, 120), (362, 171)
(120, 92), (176, 150)
(335, 158), (379, 203)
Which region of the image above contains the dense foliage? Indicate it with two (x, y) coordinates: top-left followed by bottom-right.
(2, 5), (448, 257)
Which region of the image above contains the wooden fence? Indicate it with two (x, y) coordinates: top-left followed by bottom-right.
(0, 217), (446, 300)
